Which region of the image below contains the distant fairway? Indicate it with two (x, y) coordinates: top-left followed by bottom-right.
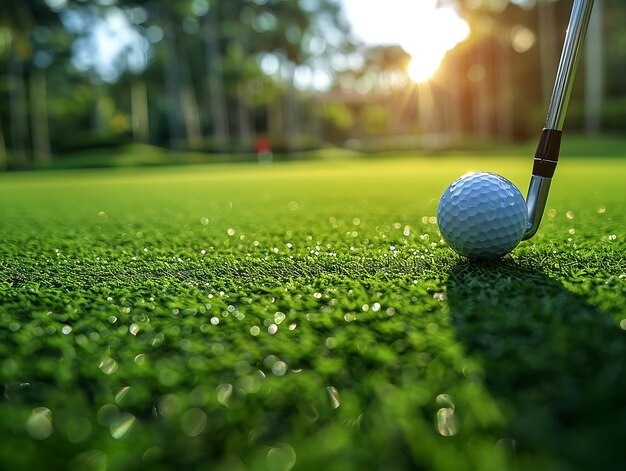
(1, 153), (625, 470)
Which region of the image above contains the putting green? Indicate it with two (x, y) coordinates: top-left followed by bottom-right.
(0, 154), (624, 470)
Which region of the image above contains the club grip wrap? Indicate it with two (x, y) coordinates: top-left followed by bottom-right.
(532, 128), (562, 178)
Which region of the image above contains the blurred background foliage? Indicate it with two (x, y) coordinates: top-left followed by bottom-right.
(0, 0), (624, 170)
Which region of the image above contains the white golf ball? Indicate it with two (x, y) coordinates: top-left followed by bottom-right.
(437, 172), (528, 259)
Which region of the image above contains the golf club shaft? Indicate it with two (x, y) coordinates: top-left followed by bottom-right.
(523, 0), (594, 240)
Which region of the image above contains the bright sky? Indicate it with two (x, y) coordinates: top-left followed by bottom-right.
(342, 0), (470, 81)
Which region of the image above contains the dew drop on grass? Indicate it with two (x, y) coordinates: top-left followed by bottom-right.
(142, 447), (163, 463)
(110, 413), (136, 439)
(180, 408), (207, 437)
(238, 374), (262, 394)
(434, 393), (457, 436)
(159, 368), (180, 387)
(250, 326), (260, 336)
(272, 361), (287, 376)
(99, 358), (118, 375)
(97, 404), (119, 427)
(216, 384), (233, 407)
(436, 407), (458, 436)
(264, 355), (277, 368)
(266, 443), (296, 471)
(268, 324), (278, 335)
(157, 394), (182, 418)
(115, 386), (131, 405)
(26, 407), (53, 440)
(436, 394), (455, 409)
(326, 386), (340, 409)
(71, 450), (108, 470)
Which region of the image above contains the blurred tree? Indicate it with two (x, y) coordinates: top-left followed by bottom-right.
(1, 3), (32, 168)
(538, 0), (559, 109)
(584, 0), (603, 134)
(203, 1), (230, 150)
(0, 0), (80, 167)
(0, 115), (5, 170)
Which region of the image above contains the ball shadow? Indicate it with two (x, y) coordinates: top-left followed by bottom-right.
(446, 259), (626, 470)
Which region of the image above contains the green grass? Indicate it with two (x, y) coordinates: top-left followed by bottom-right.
(0, 151), (625, 471)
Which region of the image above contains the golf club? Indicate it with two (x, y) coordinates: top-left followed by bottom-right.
(523, 0), (595, 240)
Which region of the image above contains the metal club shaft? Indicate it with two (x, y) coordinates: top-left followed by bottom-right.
(523, 0), (595, 240)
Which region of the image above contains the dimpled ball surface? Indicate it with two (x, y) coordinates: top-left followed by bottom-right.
(437, 172), (528, 259)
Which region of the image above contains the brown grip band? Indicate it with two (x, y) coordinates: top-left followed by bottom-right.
(532, 128), (562, 178)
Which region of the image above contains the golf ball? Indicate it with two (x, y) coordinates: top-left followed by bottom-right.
(437, 172), (528, 259)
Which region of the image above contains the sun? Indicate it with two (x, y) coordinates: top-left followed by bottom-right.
(403, 4), (470, 83)
(407, 54), (445, 84)
(342, 0), (470, 83)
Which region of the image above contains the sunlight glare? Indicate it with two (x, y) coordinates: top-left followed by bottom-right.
(404, 3), (470, 82)
(408, 55), (442, 83)
(343, 0), (470, 83)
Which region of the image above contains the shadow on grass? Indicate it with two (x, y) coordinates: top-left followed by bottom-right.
(446, 259), (626, 470)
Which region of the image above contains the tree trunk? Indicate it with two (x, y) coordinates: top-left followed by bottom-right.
(538, 0), (558, 109)
(131, 79), (149, 144)
(496, 35), (513, 140)
(8, 57), (29, 168)
(0, 116), (7, 171)
(584, 0), (603, 134)
(162, 19), (185, 150)
(445, 51), (463, 140)
(472, 45), (490, 139)
(307, 95), (322, 146)
(179, 53), (202, 148)
(92, 84), (109, 135)
(237, 82), (251, 151)
(30, 67), (51, 164)
(204, 5), (229, 151)
(283, 62), (301, 150)
(267, 99), (283, 146)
